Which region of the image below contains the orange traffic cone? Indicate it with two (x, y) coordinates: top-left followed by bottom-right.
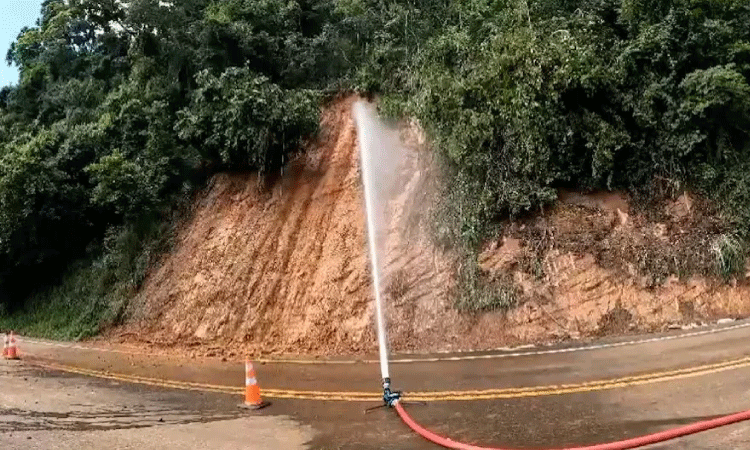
(4, 331), (19, 360)
(239, 360), (269, 410)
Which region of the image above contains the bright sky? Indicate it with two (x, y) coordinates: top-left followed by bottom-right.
(1, 0), (44, 87)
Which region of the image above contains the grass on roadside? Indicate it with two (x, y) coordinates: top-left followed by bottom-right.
(0, 213), (177, 340)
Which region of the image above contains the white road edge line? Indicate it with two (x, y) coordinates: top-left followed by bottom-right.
(18, 320), (750, 365)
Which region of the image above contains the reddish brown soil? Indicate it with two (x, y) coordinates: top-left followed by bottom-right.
(107, 96), (750, 358)
(115, 97), (375, 357)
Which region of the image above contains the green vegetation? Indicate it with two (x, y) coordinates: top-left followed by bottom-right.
(0, 0), (351, 333)
(2, 0), (750, 329)
(455, 258), (518, 312)
(0, 212), (178, 339)
(374, 0), (750, 252)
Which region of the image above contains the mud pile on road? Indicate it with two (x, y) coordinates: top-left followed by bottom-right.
(109, 96), (750, 358)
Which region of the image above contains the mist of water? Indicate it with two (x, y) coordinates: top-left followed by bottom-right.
(353, 101), (407, 381)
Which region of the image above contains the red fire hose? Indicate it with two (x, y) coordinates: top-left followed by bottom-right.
(395, 402), (750, 450)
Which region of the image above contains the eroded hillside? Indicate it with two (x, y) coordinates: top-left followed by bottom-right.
(110, 97), (750, 358)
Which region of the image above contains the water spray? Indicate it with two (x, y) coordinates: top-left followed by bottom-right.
(353, 101), (401, 407)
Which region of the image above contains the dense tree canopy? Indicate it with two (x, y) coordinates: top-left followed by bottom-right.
(0, 0), (351, 307)
(369, 0), (750, 247)
(1, 0), (750, 314)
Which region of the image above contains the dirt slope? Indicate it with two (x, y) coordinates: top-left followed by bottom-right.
(120, 97), (375, 356)
(112, 96), (750, 358)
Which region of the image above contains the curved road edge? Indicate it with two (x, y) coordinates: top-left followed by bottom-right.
(12, 318), (750, 403)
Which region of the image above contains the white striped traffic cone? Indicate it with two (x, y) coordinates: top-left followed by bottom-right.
(4, 331), (19, 360)
(239, 360), (269, 410)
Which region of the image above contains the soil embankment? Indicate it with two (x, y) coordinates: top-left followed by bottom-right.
(110, 96), (750, 358)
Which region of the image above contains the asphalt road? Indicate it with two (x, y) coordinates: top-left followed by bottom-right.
(0, 362), (312, 449)
(4, 321), (750, 449)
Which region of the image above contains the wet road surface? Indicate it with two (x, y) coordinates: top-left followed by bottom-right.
(0, 362), (312, 449)
(5, 321), (750, 449)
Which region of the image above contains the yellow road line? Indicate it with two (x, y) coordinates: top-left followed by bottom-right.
(30, 361), (380, 401)
(28, 355), (750, 403)
(406, 356), (750, 398)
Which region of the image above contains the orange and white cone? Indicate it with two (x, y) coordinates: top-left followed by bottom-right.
(240, 360), (269, 410)
(4, 331), (19, 360)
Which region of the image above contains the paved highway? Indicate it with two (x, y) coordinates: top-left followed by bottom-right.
(3, 321), (750, 449)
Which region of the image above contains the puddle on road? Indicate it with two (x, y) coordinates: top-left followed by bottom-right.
(1, 363), (244, 432)
(0, 406), (241, 432)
